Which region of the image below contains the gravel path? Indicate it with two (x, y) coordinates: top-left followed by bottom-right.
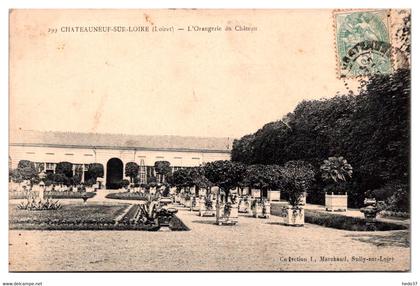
(9, 207), (409, 271)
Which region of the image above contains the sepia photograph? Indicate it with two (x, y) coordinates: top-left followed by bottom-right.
(7, 7), (412, 274)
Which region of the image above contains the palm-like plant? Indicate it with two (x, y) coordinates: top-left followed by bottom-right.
(320, 156), (353, 183)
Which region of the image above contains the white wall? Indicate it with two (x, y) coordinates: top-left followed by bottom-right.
(9, 145), (230, 172)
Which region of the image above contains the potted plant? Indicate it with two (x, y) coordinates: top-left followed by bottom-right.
(191, 195), (200, 211)
(281, 161), (315, 226)
(238, 195), (251, 213)
(251, 198), (271, 218)
(184, 192), (192, 208)
(203, 161), (244, 225)
(320, 156), (353, 212)
(245, 164), (281, 218)
(216, 200), (239, 225)
(198, 195), (216, 217)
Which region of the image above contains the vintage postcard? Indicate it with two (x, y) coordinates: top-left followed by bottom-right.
(8, 9), (411, 272)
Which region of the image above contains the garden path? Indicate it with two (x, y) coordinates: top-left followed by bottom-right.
(9, 207), (410, 271)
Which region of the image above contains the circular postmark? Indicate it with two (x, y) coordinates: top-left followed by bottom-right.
(341, 40), (392, 77)
(336, 11), (393, 77)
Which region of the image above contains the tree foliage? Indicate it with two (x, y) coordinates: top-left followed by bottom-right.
(231, 69), (410, 208)
(125, 161), (139, 182)
(203, 160), (245, 201)
(87, 163), (104, 181)
(17, 160), (38, 181)
(280, 160), (315, 207)
(55, 161), (73, 178)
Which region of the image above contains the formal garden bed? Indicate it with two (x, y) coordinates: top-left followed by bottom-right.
(304, 210), (408, 232)
(9, 202), (189, 231)
(105, 192), (149, 201)
(9, 191), (39, 200)
(9, 190), (96, 200)
(44, 191), (96, 200)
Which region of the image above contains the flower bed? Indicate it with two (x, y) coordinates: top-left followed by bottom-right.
(105, 192), (151, 201)
(44, 191), (96, 199)
(9, 191), (39, 200)
(9, 203), (189, 231)
(304, 210), (408, 231)
(9, 203), (128, 224)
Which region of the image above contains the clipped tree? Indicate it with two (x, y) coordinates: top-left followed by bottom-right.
(154, 161), (172, 183)
(246, 164), (282, 199)
(55, 161), (73, 178)
(9, 169), (23, 183)
(203, 160), (245, 202)
(280, 160), (315, 208)
(87, 163), (104, 181)
(125, 161), (140, 183)
(189, 166), (212, 195)
(171, 168), (193, 193)
(17, 160), (38, 181)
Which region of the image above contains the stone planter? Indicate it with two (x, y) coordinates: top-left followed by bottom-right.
(184, 198), (192, 208)
(198, 200), (216, 217)
(216, 203), (239, 225)
(325, 192), (347, 212)
(192, 197), (200, 211)
(251, 189), (261, 199)
(238, 198), (251, 213)
(267, 190), (281, 201)
(283, 206), (304, 226)
(252, 201), (271, 218)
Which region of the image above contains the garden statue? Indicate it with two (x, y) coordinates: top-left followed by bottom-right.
(138, 199), (178, 230)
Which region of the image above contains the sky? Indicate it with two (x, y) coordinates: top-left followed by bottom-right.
(10, 9), (364, 139)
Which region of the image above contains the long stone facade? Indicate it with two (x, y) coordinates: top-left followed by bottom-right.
(9, 130), (231, 188)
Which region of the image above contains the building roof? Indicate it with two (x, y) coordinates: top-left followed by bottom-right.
(9, 130), (232, 153)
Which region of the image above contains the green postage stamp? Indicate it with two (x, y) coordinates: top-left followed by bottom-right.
(334, 10), (392, 77)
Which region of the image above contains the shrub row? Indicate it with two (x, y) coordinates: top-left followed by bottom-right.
(304, 210), (408, 231)
(105, 192), (150, 201)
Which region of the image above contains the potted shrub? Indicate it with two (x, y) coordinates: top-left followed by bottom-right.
(198, 195), (216, 217)
(238, 195), (251, 213)
(191, 195), (200, 211)
(320, 156), (353, 212)
(216, 200), (239, 225)
(184, 192), (192, 208)
(203, 161), (244, 225)
(251, 198), (271, 218)
(280, 161), (315, 226)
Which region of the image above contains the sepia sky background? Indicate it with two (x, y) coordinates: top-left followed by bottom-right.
(10, 9), (366, 139)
